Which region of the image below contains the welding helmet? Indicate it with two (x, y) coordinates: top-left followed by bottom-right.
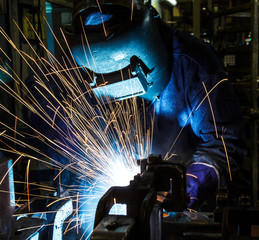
(66, 0), (172, 102)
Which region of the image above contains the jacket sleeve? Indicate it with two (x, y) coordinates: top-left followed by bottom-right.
(186, 73), (247, 186)
(178, 54), (247, 209)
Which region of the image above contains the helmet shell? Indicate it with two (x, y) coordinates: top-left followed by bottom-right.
(65, 2), (171, 101)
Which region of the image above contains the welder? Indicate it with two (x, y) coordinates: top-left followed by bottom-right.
(65, 0), (247, 210)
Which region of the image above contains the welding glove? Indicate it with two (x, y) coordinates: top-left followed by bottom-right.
(186, 162), (219, 210)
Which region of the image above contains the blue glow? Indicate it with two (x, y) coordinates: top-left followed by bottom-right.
(0, 61), (12, 83)
(52, 199), (73, 240)
(8, 160), (15, 207)
(93, 77), (146, 101)
(109, 203), (127, 215)
(178, 111), (189, 127)
(29, 232), (39, 240)
(84, 12), (113, 26)
(45, 2), (53, 13)
(79, 156), (140, 237)
(45, 3), (54, 55)
(16, 214), (28, 220)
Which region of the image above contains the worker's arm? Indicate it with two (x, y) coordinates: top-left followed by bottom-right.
(186, 73), (247, 210)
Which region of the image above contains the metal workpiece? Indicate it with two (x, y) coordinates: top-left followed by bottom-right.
(0, 158), (15, 235)
(91, 155), (187, 240)
(91, 215), (135, 240)
(8, 197), (74, 240)
(91, 154), (259, 239)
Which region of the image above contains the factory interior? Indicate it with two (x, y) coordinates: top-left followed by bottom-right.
(0, 0), (259, 239)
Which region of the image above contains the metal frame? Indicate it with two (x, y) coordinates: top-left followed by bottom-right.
(46, 0), (73, 8)
(251, 0), (259, 207)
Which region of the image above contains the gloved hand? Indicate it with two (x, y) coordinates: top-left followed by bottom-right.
(187, 162), (219, 210)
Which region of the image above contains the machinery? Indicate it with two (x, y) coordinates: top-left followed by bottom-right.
(91, 155), (259, 240)
(1, 155), (259, 239)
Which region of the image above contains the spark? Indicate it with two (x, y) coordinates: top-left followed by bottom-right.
(190, 197), (198, 200)
(221, 135), (232, 181)
(0, 15), (236, 240)
(51, 105), (60, 127)
(26, 159), (31, 212)
(196, 78), (228, 110)
(202, 81), (218, 139)
(165, 105), (196, 160)
(2, 46), (151, 232)
(131, 0), (134, 21)
(77, 191), (79, 234)
(165, 78), (228, 161)
(14, 116), (17, 142)
(113, 198), (117, 214)
(0, 155), (23, 185)
(0, 47), (11, 61)
(186, 173), (198, 179)
(96, 0), (103, 14)
(13, 210), (57, 217)
(0, 130), (6, 136)
(101, 17), (107, 37)
(187, 208), (197, 213)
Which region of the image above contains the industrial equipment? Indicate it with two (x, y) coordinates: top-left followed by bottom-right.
(91, 155), (259, 240)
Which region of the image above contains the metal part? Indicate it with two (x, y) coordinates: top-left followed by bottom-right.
(11, 197), (73, 240)
(91, 154), (259, 239)
(163, 212), (221, 240)
(91, 215), (135, 240)
(52, 199), (73, 240)
(91, 155), (187, 240)
(0, 158), (15, 234)
(11, 217), (45, 240)
(214, 187), (229, 222)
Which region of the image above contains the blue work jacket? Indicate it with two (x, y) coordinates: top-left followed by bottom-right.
(149, 29), (246, 186)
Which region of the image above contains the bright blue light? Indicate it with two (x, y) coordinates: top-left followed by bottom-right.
(0, 61), (12, 84)
(109, 203), (127, 215)
(84, 12), (113, 26)
(79, 156), (139, 237)
(52, 199), (73, 240)
(178, 111), (189, 127)
(29, 232), (39, 240)
(45, 2), (53, 13)
(8, 159), (15, 207)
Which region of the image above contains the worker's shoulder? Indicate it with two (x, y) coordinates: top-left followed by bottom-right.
(172, 30), (223, 74)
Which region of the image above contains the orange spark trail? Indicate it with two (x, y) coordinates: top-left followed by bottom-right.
(196, 78), (228, 110)
(14, 116), (17, 142)
(113, 198), (117, 215)
(96, 0), (103, 13)
(77, 191), (79, 234)
(202, 82), (218, 139)
(0, 155), (23, 185)
(221, 135), (232, 181)
(186, 173), (198, 179)
(0, 17), (154, 238)
(101, 17), (107, 37)
(131, 0), (134, 21)
(0, 47), (11, 61)
(26, 159), (31, 212)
